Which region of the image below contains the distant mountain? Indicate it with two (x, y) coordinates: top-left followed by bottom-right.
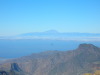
(0, 30), (100, 41)
(43, 30), (59, 33)
(19, 30), (100, 37)
(0, 44), (100, 75)
(5, 30), (99, 41)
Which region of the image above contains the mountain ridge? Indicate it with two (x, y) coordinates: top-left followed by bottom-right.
(1, 30), (100, 41)
(0, 44), (100, 75)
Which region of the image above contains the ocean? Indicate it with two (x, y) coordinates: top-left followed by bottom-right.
(0, 39), (100, 58)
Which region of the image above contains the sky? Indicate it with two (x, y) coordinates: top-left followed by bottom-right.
(0, 0), (100, 36)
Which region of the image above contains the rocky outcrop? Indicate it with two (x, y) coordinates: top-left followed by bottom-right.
(0, 63), (25, 75)
(0, 71), (8, 75)
(10, 63), (24, 75)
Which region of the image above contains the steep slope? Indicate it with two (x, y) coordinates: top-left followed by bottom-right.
(0, 63), (28, 75)
(0, 44), (100, 75)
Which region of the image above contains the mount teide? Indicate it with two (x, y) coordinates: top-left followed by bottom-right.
(2, 30), (100, 41)
(0, 44), (100, 75)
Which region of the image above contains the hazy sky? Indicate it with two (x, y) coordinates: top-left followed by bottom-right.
(0, 0), (100, 36)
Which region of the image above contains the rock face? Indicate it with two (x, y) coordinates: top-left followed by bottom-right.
(11, 63), (22, 72)
(0, 44), (100, 75)
(0, 71), (8, 75)
(10, 63), (24, 75)
(0, 63), (25, 75)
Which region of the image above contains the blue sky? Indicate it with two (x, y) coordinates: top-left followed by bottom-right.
(0, 0), (100, 36)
